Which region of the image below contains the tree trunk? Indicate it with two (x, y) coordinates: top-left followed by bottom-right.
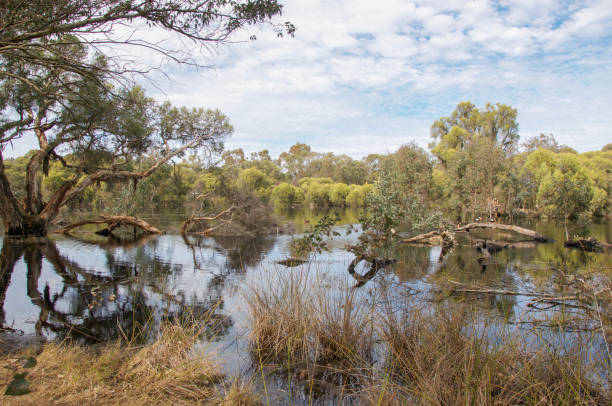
(4, 216), (49, 238)
(56, 215), (161, 235)
(455, 222), (553, 242)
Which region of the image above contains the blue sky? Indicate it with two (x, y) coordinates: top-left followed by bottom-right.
(5, 0), (612, 159)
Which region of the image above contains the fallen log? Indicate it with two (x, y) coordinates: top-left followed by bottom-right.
(455, 222), (553, 242)
(401, 230), (455, 247)
(445, 281), (577, 299)
(55, 215), (161, 235)
(564, 238), (611, 253)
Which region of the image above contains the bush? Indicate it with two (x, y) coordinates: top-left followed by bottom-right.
(271, 182), (304, 209)
(329, 183), (350, 206)
(236, 168), (273, 201)
(346, 184), (373, 207)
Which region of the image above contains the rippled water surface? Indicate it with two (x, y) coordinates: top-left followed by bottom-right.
(1, 209), (611, 401)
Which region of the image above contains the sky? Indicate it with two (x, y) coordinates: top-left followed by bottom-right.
(5, 0), (612, 159)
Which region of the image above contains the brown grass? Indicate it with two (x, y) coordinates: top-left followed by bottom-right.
(0, 321), (259, 406)
(244, 267), (611, 405)
(379, 303), (608, 405)
(244, 267), (375, 368)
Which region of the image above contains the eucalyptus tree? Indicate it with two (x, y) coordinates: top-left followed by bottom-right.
(0, 45), (232, 236)
(429, 102), (518, 219)
(0, 0), (292, 236)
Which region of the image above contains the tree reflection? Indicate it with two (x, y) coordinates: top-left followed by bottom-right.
(0, 235), (234, 343)
(183, 233), (276, 271)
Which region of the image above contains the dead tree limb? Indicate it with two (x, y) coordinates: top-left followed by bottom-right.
(455, 222), (553, 242)
(564, 238), (611, 253)
(180, 204), (234, 237)
(401, 230), (456, 247)
(348, 254), (397, 287)
(55, 215), (161, 235)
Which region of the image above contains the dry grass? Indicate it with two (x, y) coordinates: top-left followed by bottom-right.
(244, 267), (611, 405)
(218, 379), (263, 406)
(379, 303), (608, 405)
(0, 321), (259, 406)
(244, 267), (375, 368)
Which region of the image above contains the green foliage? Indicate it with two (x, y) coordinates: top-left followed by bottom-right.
(109, 179), (159, 215)
(299, 177), (334, 187)
(430, 102), (518, 220)
(362, 156), (448, 233)
(304, 182), (332, 207)
(290, 214), (341, 257)
(237, 168), (273, 201)
(346, 184), (374, 207)
(517, 149), (612, 218)
(361, 165), (404, 233)
(329, 183), (350, 206)
(534, 156), (593, 219)
(431, 101), (519, 161)
(3, 152), (34, 201)
(271, 182), (304, 209)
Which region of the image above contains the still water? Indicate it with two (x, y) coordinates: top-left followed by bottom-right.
(1, 209), (611, 390)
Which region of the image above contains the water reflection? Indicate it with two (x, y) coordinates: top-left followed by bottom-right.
(0, 234), (251, 343)
(1, 216), (611, 345)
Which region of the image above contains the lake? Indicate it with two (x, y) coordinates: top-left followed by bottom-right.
(1, 209), (611, 403)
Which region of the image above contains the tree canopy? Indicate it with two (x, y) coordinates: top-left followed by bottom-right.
(0, 0), (291, 236)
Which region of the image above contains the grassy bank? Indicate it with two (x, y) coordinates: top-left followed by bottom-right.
(244, 267), (611, 405)
(1, 322), (261, 406)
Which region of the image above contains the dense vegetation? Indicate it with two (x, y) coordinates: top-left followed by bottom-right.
(5, 103), (612, 229)
(4, 103), (611, 229)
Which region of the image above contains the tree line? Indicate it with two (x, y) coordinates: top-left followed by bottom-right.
(1, 1), (610, 237)
(4, 109), (611, 233)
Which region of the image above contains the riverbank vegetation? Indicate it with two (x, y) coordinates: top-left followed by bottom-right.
(1, 321), (261, 405)
(5, 104), (610, 237)
(243, 267), (610, 405)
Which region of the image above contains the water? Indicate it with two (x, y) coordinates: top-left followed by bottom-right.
(1, 210), (611, 401)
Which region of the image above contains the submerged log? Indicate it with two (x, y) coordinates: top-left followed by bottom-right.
(474, 239), (537, 251)
(564, 238), (611, 253)
(455, 222), (553, 242)
(55, 215), (161, 235)
(277, 258), (307, 267)
(348, 254), (397, 287)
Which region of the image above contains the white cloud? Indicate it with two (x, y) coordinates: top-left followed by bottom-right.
(4, 0), (611, 160)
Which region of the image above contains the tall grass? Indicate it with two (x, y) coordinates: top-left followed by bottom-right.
(244, 266), (611, 405)
(379, 301), (607, 405)
(244, 266), (375, 368)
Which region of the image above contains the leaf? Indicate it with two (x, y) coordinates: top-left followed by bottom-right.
(5, 372), (31, 396)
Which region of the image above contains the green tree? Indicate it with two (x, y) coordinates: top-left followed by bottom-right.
(237, 167), (273, 200)
(329, 183), (350, 206)
(430, 102), (518, 219)
(270, 182), (304, 209)
(522, 133), (560, 153)
(279, 143), (314, 182)
(0, 0), (290, 236)
(0, 56), (232, 235)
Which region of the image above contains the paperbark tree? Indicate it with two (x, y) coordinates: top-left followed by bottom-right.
(1, 0), (291, 236)
(0, 44), (232, 236)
